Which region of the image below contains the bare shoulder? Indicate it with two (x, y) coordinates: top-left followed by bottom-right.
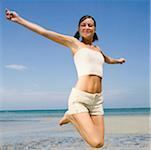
(95, 45), (108, 61)
(95, 45), (104, 53)
(70, 38), (83, 55)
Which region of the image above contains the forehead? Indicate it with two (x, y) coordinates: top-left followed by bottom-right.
(80, 18), (95, 24)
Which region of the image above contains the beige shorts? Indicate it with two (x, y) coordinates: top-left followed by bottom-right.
(68, 87), (104, 115)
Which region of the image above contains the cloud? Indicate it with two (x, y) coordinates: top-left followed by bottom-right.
(0, 88), (68, 99)
(5, 64), (27, 71)
(0, 88), (69, 110)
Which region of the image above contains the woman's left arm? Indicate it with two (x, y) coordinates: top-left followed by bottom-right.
(99, 47), (126, 64)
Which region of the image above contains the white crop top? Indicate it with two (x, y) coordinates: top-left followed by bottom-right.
(74, 47), (104, 78)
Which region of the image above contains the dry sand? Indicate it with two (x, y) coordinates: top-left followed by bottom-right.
(104, 115), (150, 134)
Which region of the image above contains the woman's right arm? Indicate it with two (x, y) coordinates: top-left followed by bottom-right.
(5, 9), (77, 48)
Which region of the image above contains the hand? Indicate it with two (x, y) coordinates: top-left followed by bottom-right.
(118, 58), (126, 64)
(5, 8), (20, 23)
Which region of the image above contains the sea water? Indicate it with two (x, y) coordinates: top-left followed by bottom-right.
(0, 107), (150, 121)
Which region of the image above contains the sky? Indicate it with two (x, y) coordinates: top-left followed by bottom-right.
(0, 0), (150, 110)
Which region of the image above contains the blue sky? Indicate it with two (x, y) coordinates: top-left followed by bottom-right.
(0, 0), (149, 110)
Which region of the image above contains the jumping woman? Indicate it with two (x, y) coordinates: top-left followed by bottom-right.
(5, 9), (126, 148)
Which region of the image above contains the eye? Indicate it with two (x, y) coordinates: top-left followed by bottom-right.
(81, 24), (86, 27)
(80, 23), (94, 27)
(88, 24), (94, 27)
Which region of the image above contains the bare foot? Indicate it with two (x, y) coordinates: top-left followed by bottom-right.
(59, 113), (70, 126)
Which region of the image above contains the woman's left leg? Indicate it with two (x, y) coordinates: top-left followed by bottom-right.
(68, 112), (104, 148)
(59, 113), (105, 137)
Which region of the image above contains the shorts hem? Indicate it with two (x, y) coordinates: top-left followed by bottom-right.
(67, 110), (104, 116)
(90, 112), (104, 116)
(68, 110), (89, 115)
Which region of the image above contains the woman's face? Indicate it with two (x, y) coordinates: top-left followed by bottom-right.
(79, 18), (96, 40)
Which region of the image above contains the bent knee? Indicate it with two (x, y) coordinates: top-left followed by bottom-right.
(91, 138), (104, 148)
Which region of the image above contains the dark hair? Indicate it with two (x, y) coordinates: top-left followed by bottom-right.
(74, 15), (98, 42)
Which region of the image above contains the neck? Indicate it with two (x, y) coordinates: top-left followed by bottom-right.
(81, 38), (93, 45)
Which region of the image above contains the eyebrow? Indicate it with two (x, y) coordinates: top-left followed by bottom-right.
(81, 23), (94, 25)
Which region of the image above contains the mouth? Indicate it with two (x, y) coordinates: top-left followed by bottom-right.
(82, 31), (91, 34)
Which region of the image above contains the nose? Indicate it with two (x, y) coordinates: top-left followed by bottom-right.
(85, 24), (89, 29)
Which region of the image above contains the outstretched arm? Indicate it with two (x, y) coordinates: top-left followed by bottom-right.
(5, 9), (77, 48)
(99, 47), (126, 64)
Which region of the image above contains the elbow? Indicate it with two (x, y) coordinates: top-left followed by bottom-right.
(105, 58), (116, 64)
(105, 58), (112, 64)
(105, 60), (114, 64)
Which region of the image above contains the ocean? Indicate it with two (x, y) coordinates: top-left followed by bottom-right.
(0, 107), (150, 120)
(0, 108), (150, 150)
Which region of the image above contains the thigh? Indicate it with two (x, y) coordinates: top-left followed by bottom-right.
(70, 112), (104, 146)
(91, 115), (105, 138)
(71, 112), (95, 131)
(91, 115), (104, 126)
(71, 112), (101, 140)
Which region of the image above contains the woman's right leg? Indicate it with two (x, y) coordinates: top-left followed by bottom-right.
(68, 112), (104, 148)
(59, 111), (70, 125)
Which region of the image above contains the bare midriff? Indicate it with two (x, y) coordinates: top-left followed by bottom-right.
(74, 75), (102, 94)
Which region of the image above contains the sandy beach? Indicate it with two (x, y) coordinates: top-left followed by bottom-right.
(0, 114), (150, 150)
(105, 115), (150, 134)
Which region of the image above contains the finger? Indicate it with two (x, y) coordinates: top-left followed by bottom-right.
(6, 14), (12, 20)
(5, 9), (14, 16)
(10, 12), (14, 16)
(5, 8), (9, 13)
(6, 11), (10, 16)
(6, 11), (10, 15)
(6, 16), (11, 20)
(5, 8), (11, 15)
(6, 12), (11, 17)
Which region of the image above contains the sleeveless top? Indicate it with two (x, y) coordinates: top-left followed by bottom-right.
(73, 47), (104, 78)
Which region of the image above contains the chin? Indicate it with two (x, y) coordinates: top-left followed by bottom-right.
(82, 35), (92, 40)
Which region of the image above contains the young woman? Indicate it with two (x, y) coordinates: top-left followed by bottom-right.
(5, 9), (125, 148)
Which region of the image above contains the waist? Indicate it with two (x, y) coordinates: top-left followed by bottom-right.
(76, 68), (103, 78)
(74, 75), (102, 94)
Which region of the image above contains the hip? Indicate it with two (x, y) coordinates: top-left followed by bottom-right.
(67, 87), (104, 115)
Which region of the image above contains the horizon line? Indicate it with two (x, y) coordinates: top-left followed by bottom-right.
(0, 107), (150, 112)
